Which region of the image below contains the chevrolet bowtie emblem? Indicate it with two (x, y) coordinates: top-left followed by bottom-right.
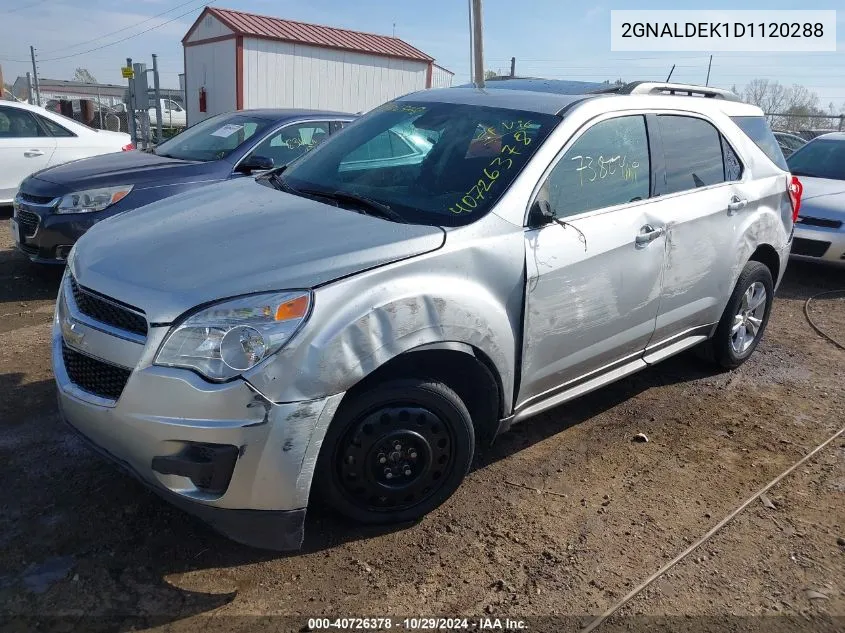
(62, 318), (85, 348)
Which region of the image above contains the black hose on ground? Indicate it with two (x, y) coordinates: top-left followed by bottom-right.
(804, 289), (845, 351)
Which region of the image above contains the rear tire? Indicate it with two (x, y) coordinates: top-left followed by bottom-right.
(315, 379), (475, 524)
(707, 261), (774, 369)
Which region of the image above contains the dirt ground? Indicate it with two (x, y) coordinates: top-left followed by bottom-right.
(0, 205), (843, 633)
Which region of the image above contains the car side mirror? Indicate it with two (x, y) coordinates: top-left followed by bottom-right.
(528, 198), (555, 228)
(238, 155), (274, 174)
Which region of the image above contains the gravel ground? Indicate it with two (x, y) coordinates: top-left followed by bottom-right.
(0, 206), (843, 633)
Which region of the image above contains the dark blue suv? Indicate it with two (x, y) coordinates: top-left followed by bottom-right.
(12, 109), (354, 263)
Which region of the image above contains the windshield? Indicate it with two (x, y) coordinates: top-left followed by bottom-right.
(279, 101), (559, 226)
(154, 112), (275, 161)
(787, 139), (845, 181)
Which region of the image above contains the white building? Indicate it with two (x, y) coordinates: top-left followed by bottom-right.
(182, 7), (453, 125)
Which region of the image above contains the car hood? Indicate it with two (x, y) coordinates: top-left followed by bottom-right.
(71, 179), (446, 323)
(795, 177), (845, 221)
(31, 150), (219, 192)
(796, 176), (845, 201)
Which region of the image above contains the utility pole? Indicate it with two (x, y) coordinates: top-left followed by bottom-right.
(510, 56), (516, 78)
(471, 0), (484, 88)
(26, 72), (33, 104)
(152, 54), (163, 144)
(705, 55), (713, 86)
(29, 46), (41, 106)
(467, 0), (473, 86)
(126, 57), (137, 146)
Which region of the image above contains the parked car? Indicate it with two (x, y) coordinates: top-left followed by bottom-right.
(11, 108), (353, 263)
(773, 131), (806, 157)
(55, 83), (796, 550)
(0, 100), (132, 205)
(786, 132), (845, 266)
(147, 98), (187, 129)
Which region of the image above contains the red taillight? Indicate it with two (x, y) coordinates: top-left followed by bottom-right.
(121, 143), (135, 152)
(788, 175), (802, 223)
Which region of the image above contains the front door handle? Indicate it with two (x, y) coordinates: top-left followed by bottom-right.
(635, 224), (665, 246)
(24, 149), (44, 157)
(727, 196), (748, 214)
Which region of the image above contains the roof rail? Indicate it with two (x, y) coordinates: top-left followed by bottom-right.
(616, 81), (743, 102)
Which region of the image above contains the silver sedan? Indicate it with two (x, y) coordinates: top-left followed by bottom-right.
(787, 132), (845, 267)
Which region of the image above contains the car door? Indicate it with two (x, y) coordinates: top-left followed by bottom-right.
(517, 114), (665, 409)
(645, 113), (745, 356)
(0, 106), (56, 202)
(238, 120), (332, 172)
(30, 112), (87, 167)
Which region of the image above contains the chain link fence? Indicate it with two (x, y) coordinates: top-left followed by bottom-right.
(765, 112), (844, 140)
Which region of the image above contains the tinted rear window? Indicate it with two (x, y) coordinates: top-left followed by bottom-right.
(731, 116), (788, 171)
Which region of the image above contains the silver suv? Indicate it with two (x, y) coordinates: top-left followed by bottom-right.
(54, 82), (799, 550)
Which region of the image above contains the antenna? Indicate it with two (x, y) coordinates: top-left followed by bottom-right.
(665, 64), (675, 82)
(705, 55), (713, 86)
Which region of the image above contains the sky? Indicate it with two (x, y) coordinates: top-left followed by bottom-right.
(1, 0), (843, 111)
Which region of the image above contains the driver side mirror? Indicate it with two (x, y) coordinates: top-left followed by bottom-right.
(237, 155), (274, 174)
(528, 198), (556, 228)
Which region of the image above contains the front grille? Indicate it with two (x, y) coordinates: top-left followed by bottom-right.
(61, 342), (131, 400)
(797, 216), (843, 229)
(792, 237), (831, 258)
(15, 209), (39, 238)
(17, 242), (38, 255)
(69, 277), (147, 336)
(18, 192), (55, 205)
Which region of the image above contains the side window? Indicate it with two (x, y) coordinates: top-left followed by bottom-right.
(247, 121), (331, 168)
(721, 137), (743, 181)
(658, 115), (725, 194)
(38, 115), (75, 138)
(0, 107), (45, 138)
(542, 115), (650, 218)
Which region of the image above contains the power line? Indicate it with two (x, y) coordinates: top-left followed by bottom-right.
(2, 0), (48, 14)
(36, 2), (212, 63)
(42, 0), (206, 55)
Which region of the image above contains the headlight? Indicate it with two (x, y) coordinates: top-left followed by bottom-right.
(155, 291), (311, 381)
(56, 185), (133, 214)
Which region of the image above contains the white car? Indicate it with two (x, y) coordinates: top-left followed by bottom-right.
(0, 100), (133, 205)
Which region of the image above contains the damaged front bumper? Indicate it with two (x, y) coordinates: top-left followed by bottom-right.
(52, 325), (343, 551)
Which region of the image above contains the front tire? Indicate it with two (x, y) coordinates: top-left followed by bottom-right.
(315, 379), (475, 524)
(709, 261), (774, 369)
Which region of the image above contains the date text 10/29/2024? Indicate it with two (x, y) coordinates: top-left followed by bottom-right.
(307, 617), (528, 630)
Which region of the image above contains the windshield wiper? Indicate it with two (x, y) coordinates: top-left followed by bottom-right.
(261, 166), (299, 194)
(299, 189), (407, 223)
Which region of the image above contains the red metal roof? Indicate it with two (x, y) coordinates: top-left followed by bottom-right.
(188, 7), (433, 62)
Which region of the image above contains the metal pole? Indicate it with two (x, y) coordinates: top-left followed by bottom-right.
(97, 86), (103, 129)
(510, 56), (515, 78)
(126, 57), (137, 147)
(467, 0), (473, 86)
(839, 115), (844, 132)
(25, 72), (33, 104)
(471, 0), (484, 88)
(665, 64), (675, 82)
(29, 46), (41, 106)
(705, 55), (713, 86)
(152, 54), (163, 144)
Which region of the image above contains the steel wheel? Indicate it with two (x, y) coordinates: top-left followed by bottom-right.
(730, 281), (767, 354)
(316, 379), (475, 524)
(335, 405), (454, 513)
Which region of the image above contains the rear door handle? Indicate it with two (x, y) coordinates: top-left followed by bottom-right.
(635, 224), (665, 246)
(24, 149), (44, 157)
(727, 196), (748, 214)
